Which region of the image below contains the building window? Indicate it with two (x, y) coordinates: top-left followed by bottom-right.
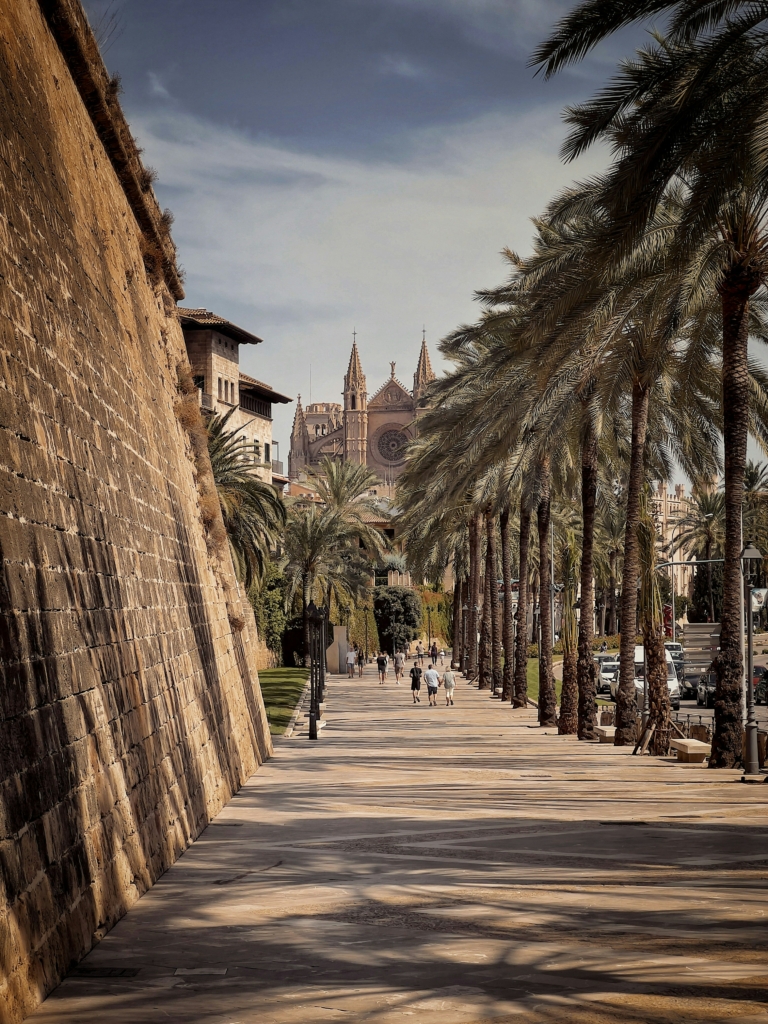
(265, 442), (271, 464)
(315, 425), (320, 436)
(253, 439), (260, 460)
(218, 378), (222, 400)
(322, 424), (326, 435)
(193, 374), (205, 391)
(351, 395), (356, 410)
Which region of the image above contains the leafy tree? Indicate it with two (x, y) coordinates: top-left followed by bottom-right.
(373, 586), (422, 656)
(283, 505), (372, 665)
(251, 562), (287, 658)
(689, 563), (724, 624)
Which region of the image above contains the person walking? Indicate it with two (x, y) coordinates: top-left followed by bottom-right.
(424, 664), (440, 706)
(439, 649), (445, 666)
(394, 649), (405, 684)
(442, 666), (456, 706)
(409, 660), (422, 703)
(376, 652), (387, 684)
(357, 646), (365, 678)
(430, 642), (438, 665)
(346, 645), (357, 679)
(416, 642), (424, 666)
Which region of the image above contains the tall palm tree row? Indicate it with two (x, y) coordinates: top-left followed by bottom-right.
(393, 3), (768, 770)
(531, 0), (768, 763)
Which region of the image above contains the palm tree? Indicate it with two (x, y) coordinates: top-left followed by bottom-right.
(673, 489), (725, 623)
(597, 501), (625, 635)
(533, 7), (768, 763)
(282, 504), (370, 665)
(206, 411), (286, 588)
(636, 491), (673, 755)
(307, 456), (387, 557)
(537, 454), (558, 726)
(557, 533), (580, 734)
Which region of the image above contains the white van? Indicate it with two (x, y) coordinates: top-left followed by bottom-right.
(610, 646), (681, 710)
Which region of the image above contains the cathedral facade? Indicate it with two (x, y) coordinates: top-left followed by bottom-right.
(289, 336), (436, 489)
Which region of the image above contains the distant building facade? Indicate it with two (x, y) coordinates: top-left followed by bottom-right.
(179, 307), (292, 487)
(651, 481), (693, 600)
(289, 335), (436, 495)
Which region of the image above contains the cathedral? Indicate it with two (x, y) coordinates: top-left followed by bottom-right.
(289, 334), (436, 491)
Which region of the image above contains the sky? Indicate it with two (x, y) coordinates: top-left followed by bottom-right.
(82, 0), (645, 454)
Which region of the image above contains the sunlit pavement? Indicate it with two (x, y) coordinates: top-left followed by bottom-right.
(31, 665), (768, 1024)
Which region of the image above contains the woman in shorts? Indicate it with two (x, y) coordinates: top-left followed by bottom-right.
(357, 647), (365, 677)
(409, 661), (422, 703)
(442, 667), (456, 705)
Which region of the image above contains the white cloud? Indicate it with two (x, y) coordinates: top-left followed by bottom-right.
(378, 53), (430, 79)
(134, 104), (609, 450)
(147, 71), (172, 100)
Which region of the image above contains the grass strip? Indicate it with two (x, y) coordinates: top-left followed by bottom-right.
(258, 667), (310, 735)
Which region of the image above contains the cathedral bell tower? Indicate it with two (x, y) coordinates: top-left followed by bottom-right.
(343, 333), (368, 464)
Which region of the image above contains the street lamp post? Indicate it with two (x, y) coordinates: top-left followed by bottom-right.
(427, 606), (432, 650)
(668, 523), (682, 645)
(307, 601), (326, 741)
(742, 541), (762, 779)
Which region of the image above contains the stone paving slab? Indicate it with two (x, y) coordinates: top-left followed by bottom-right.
(29, 669), (768, 1023)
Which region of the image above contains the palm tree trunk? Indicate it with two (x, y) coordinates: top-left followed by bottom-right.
(460, 578), (469, 672)
(646, 628), (671, 756)
(501, 505), (514, 701)
(467, 513), (482, 678)
(452, 574), (462, 669)
(487, 509), (503, 693)
(538, 456), (557, 727)
(559, 651), (578, 734)
(615, 380), (651, 746)
(577, 420), (599, 740)
(608, 553), (617, 635)
(513, 497), (531, 707)
(479, 547), (492, 690)
(711, 274), (756, 767)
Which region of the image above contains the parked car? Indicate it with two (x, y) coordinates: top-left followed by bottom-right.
(697, 672), (716, 708)
(597, 659), (619, 695)
(754, 668), (767, 706)
(610, 646), (681, 710)
(681, 670), (699, 700)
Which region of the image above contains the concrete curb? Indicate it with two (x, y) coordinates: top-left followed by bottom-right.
(282, 680), (311, 739)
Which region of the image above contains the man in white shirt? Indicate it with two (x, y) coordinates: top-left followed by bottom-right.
(346, 647), (357, 678)
(394, 650), (405, 684)
(423, 666), (440, 706)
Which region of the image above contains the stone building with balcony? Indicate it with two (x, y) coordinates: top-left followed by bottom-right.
(178, 307), (292, 486)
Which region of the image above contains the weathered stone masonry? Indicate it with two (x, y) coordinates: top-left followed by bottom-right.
(0, 3), (272, 1021)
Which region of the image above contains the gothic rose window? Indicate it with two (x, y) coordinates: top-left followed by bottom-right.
(377, 428), (408, 463)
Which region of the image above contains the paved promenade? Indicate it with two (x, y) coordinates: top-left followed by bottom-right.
(32, 666), (768, 1024)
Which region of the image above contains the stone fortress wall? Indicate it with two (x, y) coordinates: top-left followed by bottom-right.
(0, 2), (272, 1020)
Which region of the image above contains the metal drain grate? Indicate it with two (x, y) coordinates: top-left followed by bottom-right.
(73, 968), (140, 978)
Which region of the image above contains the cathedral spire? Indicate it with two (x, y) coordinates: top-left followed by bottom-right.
(413, 331), (435, 401)
(288, 394), (310, 478)
(291, 393), (307, 438)
(344, 332), (366, 393)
